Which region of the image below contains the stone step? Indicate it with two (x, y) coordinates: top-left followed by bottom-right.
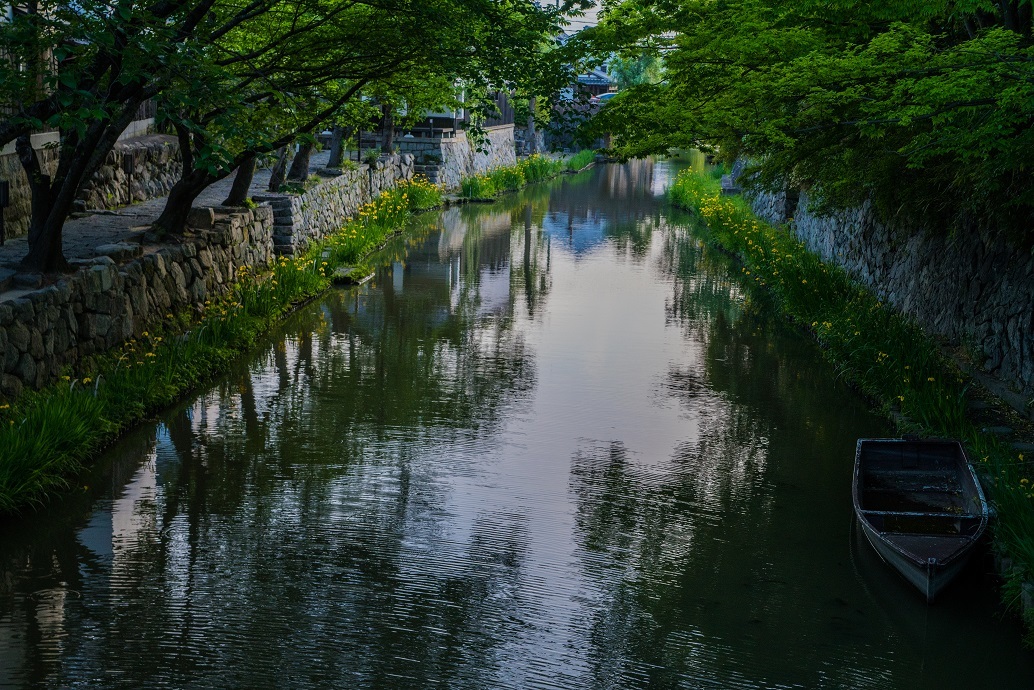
(95, 243), (142, 263)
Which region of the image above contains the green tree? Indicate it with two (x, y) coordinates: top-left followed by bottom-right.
(1, 0), (221, 270)
(151, 0), (576, 234)
(607, 53), (662, 90)
(0, 0), (585, 270)
(581, 0), (1034, 234)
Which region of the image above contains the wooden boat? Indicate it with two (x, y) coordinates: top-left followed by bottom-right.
(852, 438), (988, 602)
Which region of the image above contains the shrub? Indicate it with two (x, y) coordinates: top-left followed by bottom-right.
(458, 155), (567, 199)
(460, 174), (497, 199)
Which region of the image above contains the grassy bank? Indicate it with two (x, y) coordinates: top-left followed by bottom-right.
(566, 148), (597, 172)
(458, 152), (593, 199)
(670, 170), (1034, 640)
(0, 176), (443, 514)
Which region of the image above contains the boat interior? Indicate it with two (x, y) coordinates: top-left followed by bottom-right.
(856, 441), (984, 540)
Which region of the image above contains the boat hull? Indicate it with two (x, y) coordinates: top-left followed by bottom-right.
(852, 438), (988, 603)
(856, 513), (977, 602)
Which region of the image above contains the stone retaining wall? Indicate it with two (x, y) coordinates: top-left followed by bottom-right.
(0, 135), (182, 241)
(254, 154), (414, 255)
(397, 126), (516, 190)
(514, 124), (544, 157)
(75, 135), (182, 212)
(750, 189), (1034, 399)
(437, 126), (517, 190)
(0, 148), (60, 241)
(0, 206), (273, 399)
(0, 151), (428, 398)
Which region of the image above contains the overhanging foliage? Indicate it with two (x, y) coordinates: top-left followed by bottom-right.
(580, 0), (1034, 235)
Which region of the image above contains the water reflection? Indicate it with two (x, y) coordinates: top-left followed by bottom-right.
(543, 160), (662, 258)
(0, 161), (1031, 688)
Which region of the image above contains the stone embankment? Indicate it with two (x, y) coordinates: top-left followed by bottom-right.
(399, 125), (517, 189)
(255, 155), (414, 255)
(1, 135), (182, 241)
(0, 148), (60, 241)
(0, 207), (273, 400)
(0, 155), (415, 399)
(750, 190), (1034, 407)
(74, 135), (183, 213)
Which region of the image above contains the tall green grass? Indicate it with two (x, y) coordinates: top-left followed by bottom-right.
(566, 149), (597, 172)
(671, 169), (1034, 643)
(0, 177), (443, 514)
(458, 154), (569, 199)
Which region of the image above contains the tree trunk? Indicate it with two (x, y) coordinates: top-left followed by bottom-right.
(327, 126), (345, 168)
(1019, 2), (1033, 35)
(20, 207), (69, 272)
(153, 169), (216, 235)
(1002, 0), (1021, 31)
(381, 106), (394, 153)
(286, 142), (313, 181)
(267, 147), (290, 192)
(16, 134), (50, 249)
(222, 153), (256, 206)
(20, 94), (148, 272)
(20, 131), (72, 271)
(527, 97), (538, 155)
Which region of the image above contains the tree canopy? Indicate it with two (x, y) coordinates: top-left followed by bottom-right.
(579, 0), (1034, 234)
(1, 0), (588, 270)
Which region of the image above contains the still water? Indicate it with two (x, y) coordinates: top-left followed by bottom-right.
(1, 161), (1031, 688)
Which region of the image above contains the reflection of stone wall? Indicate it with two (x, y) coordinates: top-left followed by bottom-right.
(750, 189), (1034, 398)
(0, 207), (273, 399)
(0, 135), (181, 241)
(253, 154), (414, 255)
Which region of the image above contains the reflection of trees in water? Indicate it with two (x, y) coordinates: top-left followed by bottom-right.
(511, 202), (552, 319)
(434, 181), (557, 322)
(564, 225), (893, 687)
(566, 409), (876, 684)
(0, 206), (543, 686)
(12, 432), (538, 686)
(538, 160), (672, 260)
(659, 220), (851, 445)
(0, 428), (165, 686)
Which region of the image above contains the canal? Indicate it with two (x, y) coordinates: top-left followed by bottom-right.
(1, 160), (1031, 688)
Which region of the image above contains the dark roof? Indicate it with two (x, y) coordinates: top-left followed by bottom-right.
(577, 69), (614, 86)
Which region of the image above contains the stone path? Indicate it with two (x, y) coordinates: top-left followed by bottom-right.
(0, 151), (331, 299)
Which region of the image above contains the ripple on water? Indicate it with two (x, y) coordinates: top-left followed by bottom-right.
(0, 160), (1032, 688)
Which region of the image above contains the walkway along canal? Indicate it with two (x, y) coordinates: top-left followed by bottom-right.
(1, 160), (1031, 687)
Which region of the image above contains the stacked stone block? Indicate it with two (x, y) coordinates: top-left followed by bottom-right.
(0, 148), (60, 241)
(749, 189), (1034, 399)
(0, 206), (273, 399)
(75, 135), (183, 212)
(0, 135), (182, 242)
(254, 154), (415, 255)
